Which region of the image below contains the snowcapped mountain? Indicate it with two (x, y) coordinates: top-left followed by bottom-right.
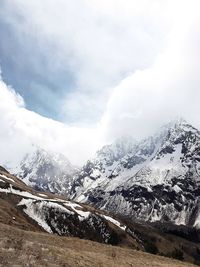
(70, 120), (200, 228)
(3, 119), (200, 229)
(12, 147), (78, 196)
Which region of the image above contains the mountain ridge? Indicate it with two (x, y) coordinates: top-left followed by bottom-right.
(4, 119), (200, 229)
(70, 119), (200, 228)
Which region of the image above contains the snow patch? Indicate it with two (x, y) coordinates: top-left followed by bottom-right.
(0, 174), (15, 183)
(0, 185), (44, 200)
(64, 202), (90, 220)
(173, 184), (182, 193)
(101, 215), (126, 231)
(18, 198), (52, 233)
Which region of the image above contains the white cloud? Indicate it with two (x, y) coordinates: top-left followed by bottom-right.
(1, 0), (173, 123)
(0, 76), (102, 166)
(101, 0), (200, 142)
(1, 1), (200, 167)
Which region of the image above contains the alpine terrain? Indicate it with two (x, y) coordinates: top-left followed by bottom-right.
(0, 166), (200, 266)
(70, 120), (200, 228)
(9, 147), (78, 196)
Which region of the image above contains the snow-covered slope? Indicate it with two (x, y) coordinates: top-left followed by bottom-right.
(11, 147), (78, 196)
(71, 120), (200, 228)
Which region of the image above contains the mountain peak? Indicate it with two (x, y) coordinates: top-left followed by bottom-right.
(71, 120), (200, 228)
(14, 146), (78, 196)
(96, 135), (136, 164)
(23, 147), (73, 170)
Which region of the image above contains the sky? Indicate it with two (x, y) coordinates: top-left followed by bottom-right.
(0, 0), (200, 166)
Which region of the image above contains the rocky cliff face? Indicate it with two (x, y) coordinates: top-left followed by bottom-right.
(70, 120), (200, 228)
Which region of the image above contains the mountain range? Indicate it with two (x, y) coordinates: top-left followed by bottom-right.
(7, 119), (200, 230)
(70, 119), (200, 229)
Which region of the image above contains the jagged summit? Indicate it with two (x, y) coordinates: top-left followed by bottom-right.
(14, 146), (79, 196)
(96, 135), (136, 163)
(70, 119), (200, 228)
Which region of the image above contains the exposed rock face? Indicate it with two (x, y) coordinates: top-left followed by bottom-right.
(70, 120), (200, 228)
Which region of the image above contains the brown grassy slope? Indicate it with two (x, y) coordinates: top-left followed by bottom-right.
(0, 222), (197, 267)
(120, 218), (200, 264)
(0, 170), (142, 250)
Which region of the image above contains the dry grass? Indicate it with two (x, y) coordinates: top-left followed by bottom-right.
(0, 223), (197, 267)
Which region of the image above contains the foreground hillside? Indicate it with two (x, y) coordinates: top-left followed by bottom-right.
(0, 167), (139, 249)
(0, 222), (197, 267)
(0, 166), (200, 265)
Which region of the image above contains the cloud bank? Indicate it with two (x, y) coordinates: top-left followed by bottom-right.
(0, 0), (172, 123)
(0, 76), (101, 166)
(101, 0), (200, 141)
(1, 1), (200, 166)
